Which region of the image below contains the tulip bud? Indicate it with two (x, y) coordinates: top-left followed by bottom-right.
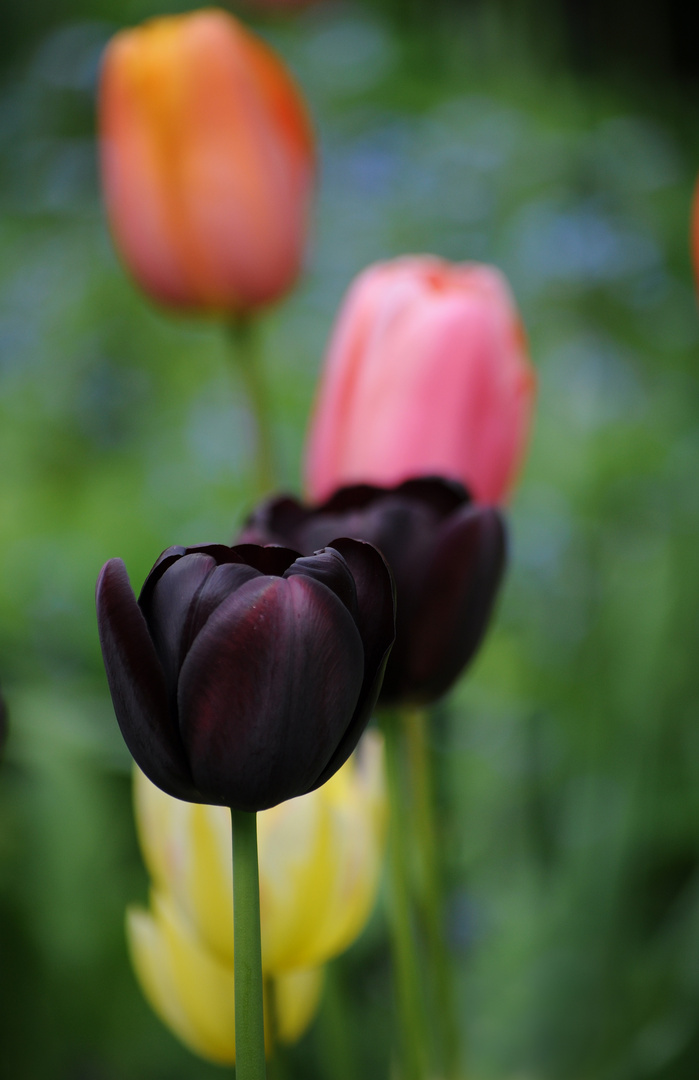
(239, 477), (506, 705)
(96, 541), (395, 810)
(99, 9), (315, 314)
(304, 256), (535, 506)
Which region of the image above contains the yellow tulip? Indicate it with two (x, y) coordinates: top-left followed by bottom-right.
(128, 891), (323, 1064)
(127, 731), (386, 1062)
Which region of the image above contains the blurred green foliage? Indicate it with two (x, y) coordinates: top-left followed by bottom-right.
(2, 1), (699, 1078)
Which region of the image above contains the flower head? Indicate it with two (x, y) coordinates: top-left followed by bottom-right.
(99, 8), (315, 314)
(239, 478), (505, 705)
(96, 542), (395, 810)
(304, 256), (535, 506)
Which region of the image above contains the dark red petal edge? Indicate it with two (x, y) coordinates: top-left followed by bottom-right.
(138, 546), (188, 610)
(96, 558), (199, 802)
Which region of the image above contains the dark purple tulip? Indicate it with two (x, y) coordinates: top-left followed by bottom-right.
(238, 478), (506, 706)
(96, 541), (395, 811)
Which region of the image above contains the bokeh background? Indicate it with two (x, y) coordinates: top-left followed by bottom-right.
(2, 0), (699, 1076)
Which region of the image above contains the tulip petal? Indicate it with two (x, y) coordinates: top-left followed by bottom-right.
(138, 545), (187, 597)
(96, 559), (198, 800)
(186, 542), (258, 566)
(274, 967), (324, 1045)
(145, 553), (219, 688)
(299, 748), (386, 963)
(257, 786), (335, 970)
(310, 539), (395, 789)
(406, 506), (506, 702)
(179, 561), (262, 663)
(127, 892), (237, 1064)
(259, 736), (386, 970)
(238, 495), (310, 548)
(321, 476), (467, 516)
(231, 543), (301, 576)
(177, 574), (365, 809)
(284, 547), (358, 618)
(127, 895), (322, 1062)
(132, 767), (235, 966)
(393, 476), (471, 513)
(139, 544), (255, 611)
(127, 903), (213, 1060)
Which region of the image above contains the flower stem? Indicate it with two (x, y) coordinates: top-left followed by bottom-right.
(227, 316), (276, 494)
(380, 710), (430, 1080)
(231, 808), (267, 1080)
(405, 707), (461, 1080)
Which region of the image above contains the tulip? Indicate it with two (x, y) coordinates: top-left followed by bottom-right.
(99, 9), (314, 314)
(96, 541), (395, 810)
(239, 477), (505, 705)
(127, 732), (385, 1062)
(304, 256), (535, 506)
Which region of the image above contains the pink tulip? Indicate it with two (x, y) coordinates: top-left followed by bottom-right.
(304, 257), (535, 505)
(99, 9), (315, 314)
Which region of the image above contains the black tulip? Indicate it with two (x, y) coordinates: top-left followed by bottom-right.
(96, 541), (395, 811)
(238, 478), (506, 706)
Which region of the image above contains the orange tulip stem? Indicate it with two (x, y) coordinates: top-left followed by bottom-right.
(381, 710), (431, 1080)
(227, 317), (277, 496)
(404, 707), (462, 1080)
(231, 808), (267, 1080)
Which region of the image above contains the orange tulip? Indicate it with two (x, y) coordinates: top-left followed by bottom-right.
(99, 8), (315, 314)
(304, 256), (536, 505)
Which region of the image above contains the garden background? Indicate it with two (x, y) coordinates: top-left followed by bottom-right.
(1, 1), (699, 1077)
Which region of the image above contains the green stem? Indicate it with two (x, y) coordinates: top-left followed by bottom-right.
(231, 808), (267, 1080)
(405, 707), (461, 1080)
(227, 317), (276, 494)
(380, 710), (430, 1080)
